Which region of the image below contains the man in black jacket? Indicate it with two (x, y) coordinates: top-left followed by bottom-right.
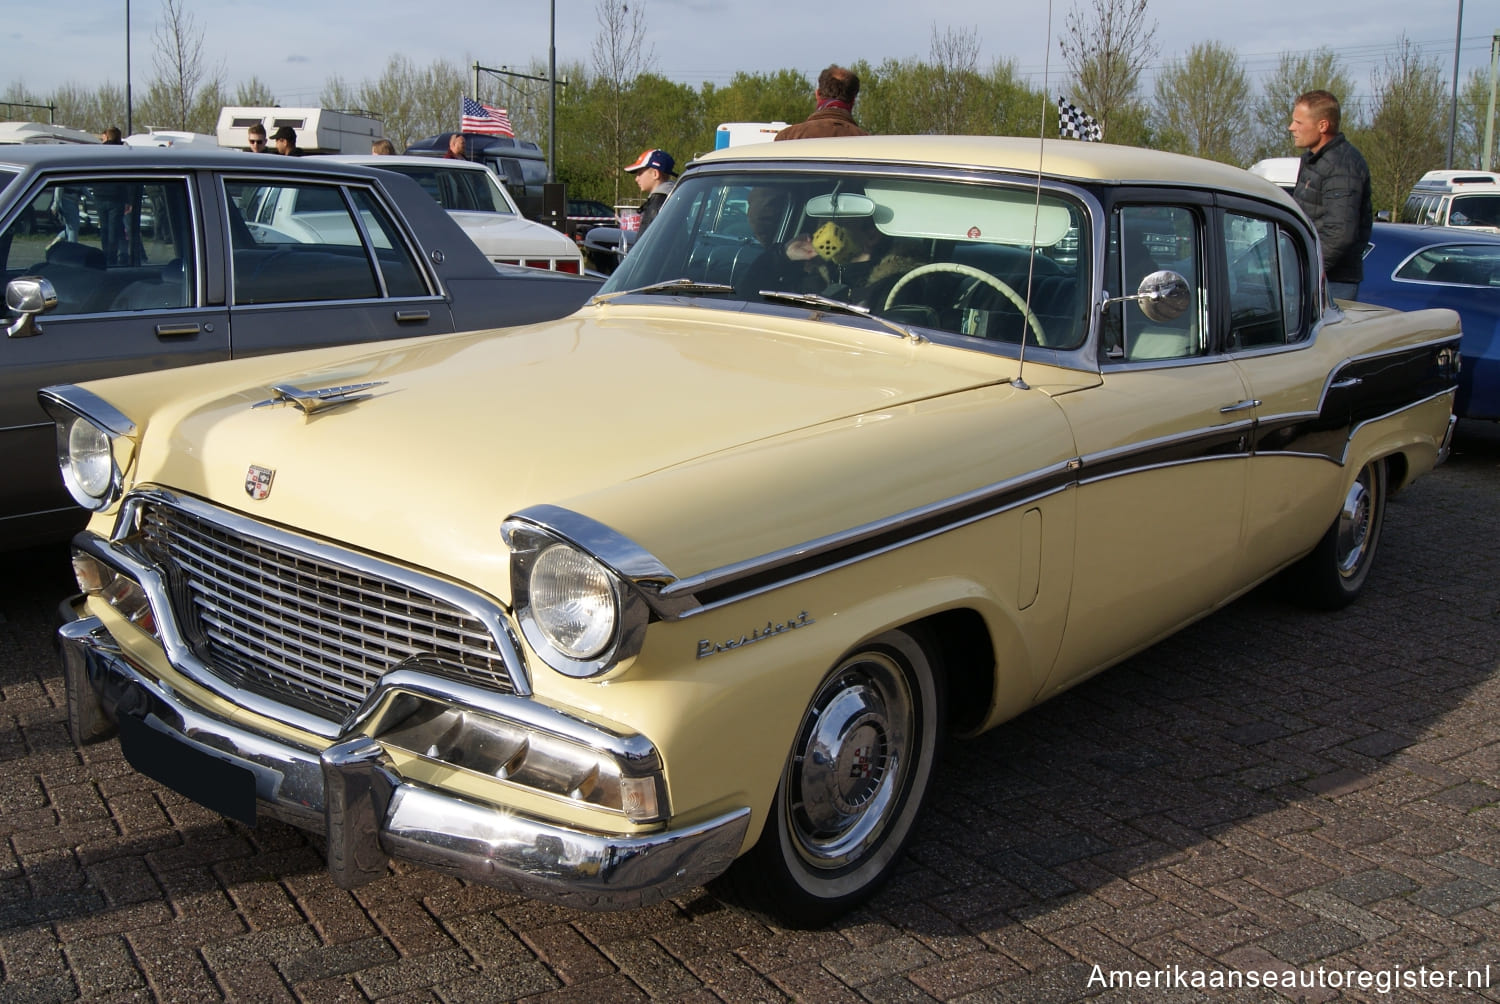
(1289, 90), (1372, 301)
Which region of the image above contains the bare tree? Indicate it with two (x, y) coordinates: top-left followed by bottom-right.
(1251, 48), (1354, 162)
(149, 0), (222, 131)
(1357, 37), (1447, 218)
(925, 24), (986, 134)
(1152, 42), (1251, 165)
(1456, 66), (1499, 170)
(591, 0), (654, 205)
(1058, 0), (1157, 141)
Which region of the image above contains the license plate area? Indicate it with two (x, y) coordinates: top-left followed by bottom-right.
(118, 713), (258, 826)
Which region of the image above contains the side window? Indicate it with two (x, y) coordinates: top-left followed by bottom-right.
(1, 177), (195, 314)
(347, 189), (427, 298)
(1104, 205), (1204, 362)
(1399, 194), (1426, 224)
(226, 180), (378, 304)
(1395, 245), (1500, 285)
(1225, 212), (1307, 349)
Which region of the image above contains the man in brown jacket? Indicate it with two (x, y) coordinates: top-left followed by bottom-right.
(775, 66), (869, 141)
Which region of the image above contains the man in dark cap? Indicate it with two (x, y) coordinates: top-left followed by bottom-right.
(271, 126), (302, 156)
(623, 148), (676, 236)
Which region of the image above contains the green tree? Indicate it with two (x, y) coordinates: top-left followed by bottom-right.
(1354, 37), (1447, 219)
(701, 70), (811, 130)
(1455, 66), (1500, 170)
(1250, 48), (1354, 162)
(1152, 41), (1251, 164)
(1059, 0), (1157, 142)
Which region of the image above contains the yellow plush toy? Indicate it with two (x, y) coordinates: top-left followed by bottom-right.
(811, 221), (859, 264)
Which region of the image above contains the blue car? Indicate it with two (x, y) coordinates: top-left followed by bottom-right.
(1359, 223), (1500, 418)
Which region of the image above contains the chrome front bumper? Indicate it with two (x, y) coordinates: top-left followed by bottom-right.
(59, 612), (750, 911)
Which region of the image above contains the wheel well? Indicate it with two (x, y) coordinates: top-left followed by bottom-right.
(1381, 451), (1410, 494)
(908, 608), (994, 734)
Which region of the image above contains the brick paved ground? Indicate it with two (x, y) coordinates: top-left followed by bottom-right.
(3, 425), (1499, 1002)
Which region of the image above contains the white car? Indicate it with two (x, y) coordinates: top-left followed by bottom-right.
(327, 155), (583, 274)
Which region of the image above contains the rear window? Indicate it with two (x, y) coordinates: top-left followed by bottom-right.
(1394, 244), (1500, 285)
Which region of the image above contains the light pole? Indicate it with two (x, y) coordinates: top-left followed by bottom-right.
(548, 0), (556, 184)
(125, 0), (133, 135)
(1447, 0), (1464, 168)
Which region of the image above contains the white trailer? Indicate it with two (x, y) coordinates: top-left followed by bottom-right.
(215, 107), (384, 153)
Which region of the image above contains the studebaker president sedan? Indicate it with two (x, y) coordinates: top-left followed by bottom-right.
(50, 137), (1460, 926)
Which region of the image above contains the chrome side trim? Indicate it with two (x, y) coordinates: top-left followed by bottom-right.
(659, 459), (1078, 616)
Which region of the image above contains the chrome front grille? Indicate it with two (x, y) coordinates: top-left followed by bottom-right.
(137, 499), (517, 721)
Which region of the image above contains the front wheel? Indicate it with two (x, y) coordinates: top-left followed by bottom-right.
(722, 628), (944, 926)
(1286, 457), (1387, 609)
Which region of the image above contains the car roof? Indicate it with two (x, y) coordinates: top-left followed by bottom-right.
(695, 135), (1293, 203)
(1370, 221), (1500, 247)
(0, 144), (405, 182)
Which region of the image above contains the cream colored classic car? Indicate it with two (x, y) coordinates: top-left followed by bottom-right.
(49, 137), (1460, 926)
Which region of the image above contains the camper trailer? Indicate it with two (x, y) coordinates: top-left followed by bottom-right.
(215, 107), (384, 154)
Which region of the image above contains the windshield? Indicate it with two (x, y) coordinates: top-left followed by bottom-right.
(600, 169), (1091, 350)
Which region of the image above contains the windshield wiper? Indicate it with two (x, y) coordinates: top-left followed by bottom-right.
(591, 278), (737, 304)
(758, 290), (923, 342)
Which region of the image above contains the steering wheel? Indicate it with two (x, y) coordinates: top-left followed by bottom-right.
(884, 262), (1046, 345)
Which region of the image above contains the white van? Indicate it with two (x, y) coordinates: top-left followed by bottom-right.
(1399, 170), (1500, 232)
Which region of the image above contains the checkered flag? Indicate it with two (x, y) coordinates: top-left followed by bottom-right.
(1057, 95), (1102, 142)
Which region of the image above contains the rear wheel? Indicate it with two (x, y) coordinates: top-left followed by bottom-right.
(1287, 457), (1387, 609)
(723, 628), (943, 927)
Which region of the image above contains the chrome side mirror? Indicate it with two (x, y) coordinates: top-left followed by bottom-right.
(6, 276), (58, 338)
(1101, 269), (1191, 323)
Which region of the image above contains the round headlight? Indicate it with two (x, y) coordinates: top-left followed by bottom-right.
(66, 417), (116, 503)
(529, 544), (618, 660)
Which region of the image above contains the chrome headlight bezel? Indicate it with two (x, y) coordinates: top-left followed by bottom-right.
(39, 386), (137, 512)
(504, 521), (651, 679)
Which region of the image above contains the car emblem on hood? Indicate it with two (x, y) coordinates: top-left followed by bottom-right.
(245, 465), (275, 500)
(252, 381), (387, 416)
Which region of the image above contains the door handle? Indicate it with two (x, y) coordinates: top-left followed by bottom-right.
(394, 310), (430, 324)
(155, 323), (201, 337)
(1219, 399), (1261, 414)
(1330, 377), (1362, 390)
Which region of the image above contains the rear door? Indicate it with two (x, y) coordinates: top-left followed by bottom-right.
(0, 170), (227, 538)
(220, 175), (455, 355)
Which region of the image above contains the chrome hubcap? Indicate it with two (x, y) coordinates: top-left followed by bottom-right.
(787, 655), (912, 870)
(1335, 470), (1373, 576)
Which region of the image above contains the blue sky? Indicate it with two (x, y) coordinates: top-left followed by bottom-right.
(8, 0), (1494, 116)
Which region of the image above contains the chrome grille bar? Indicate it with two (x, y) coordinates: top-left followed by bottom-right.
(138, 499), (517, 720)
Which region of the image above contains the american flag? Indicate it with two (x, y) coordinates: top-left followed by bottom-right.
(460, 97), (514, 137)
(1057, 95), (1102, 142)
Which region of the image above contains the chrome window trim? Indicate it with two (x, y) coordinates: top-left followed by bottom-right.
(1387, 240), (1500, 286)
(3, 170), (206, 314)
(220, 175), (444, 301)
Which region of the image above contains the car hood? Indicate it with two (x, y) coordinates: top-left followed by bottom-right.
(108, 305), (1062, 598)
(446, 211), (577, 256)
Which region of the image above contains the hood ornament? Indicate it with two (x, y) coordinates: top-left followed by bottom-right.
(252, 381), (387, 416)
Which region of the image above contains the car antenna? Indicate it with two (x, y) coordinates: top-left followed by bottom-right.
(1015, 0), (1056, 392)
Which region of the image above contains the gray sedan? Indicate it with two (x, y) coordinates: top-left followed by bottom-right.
(0, 145), (599, 548)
